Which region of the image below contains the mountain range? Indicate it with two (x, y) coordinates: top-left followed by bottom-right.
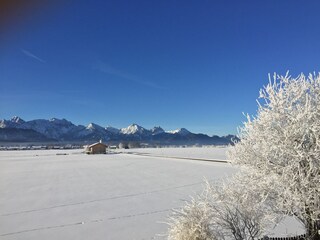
(0, 116), (237, 145)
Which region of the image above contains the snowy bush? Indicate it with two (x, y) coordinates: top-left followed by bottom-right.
(207, 172), (280, 240)
(228, 73), (320, 239)
(167, 173), (278, 240)
(167, 196), (216, 240)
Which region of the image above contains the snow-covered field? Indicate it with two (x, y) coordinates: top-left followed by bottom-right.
(0, 147), (303, 239)
(115, 146), (229, 161)
(0, 147), (235, 240)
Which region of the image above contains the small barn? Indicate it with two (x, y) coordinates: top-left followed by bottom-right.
(85, 141), (107, 154)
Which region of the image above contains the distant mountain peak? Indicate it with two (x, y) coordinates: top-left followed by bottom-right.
(0, 116), (236, 145)
(167, 128), (191, 136)
(10, 116), (25, 124)
(49, 118), (72, 125)
(86, 123), (104, 131)
(121, 124), (146, 135)
(0, 116), (25, 128)
(151, 126), (164, 135)
(105, 126), (120, 134)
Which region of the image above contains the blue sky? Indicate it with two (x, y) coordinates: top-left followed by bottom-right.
(1, 0), (320, 135)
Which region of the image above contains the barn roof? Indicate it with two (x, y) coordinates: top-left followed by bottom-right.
(88, 142), (107, 148)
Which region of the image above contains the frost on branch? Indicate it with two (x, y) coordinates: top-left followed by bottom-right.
(167, 196), (216, 240)
(167, 172), (279, 240)
(228, 73), (320, 237)
(206, 172), (280, 240)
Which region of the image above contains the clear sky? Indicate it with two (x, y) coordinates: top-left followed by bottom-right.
(1, 0), (320, 135)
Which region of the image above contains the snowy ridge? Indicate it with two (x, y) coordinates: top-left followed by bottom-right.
(86, 123), (105, 131)
(0, 116), (238, 144)
(151, 126), (165, 135)
(120, 124), (148, 135)
(11, 116), (25, 124)
(105, 126), (120, 134)
(167, 128), (191, 136)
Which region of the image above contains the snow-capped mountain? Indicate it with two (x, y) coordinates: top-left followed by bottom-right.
(151, 126), (165, 135)
(0, 117), (84, 140)
(75, 123), (109, 140)
(71, 123), (110, 141)
(105, 126), (120, 135)
(0, 116), (25, 128)
(10, 116), (25, 124)
(120, 124), (150, 135)
(17, 118), (80, 140)
(86, 123), (105, 132)
(167, 128), (191, 136)
(0, 116), (238, 145)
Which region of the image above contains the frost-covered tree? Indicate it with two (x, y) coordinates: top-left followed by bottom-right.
(228, 73), (320, 239)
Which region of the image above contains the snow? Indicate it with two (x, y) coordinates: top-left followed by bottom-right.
(10, 116), (25, 124)
(17, 119), (77, 139)
(166, 128), (190, 135)
(117, 146), (229, 161)
(151, 126), (165, 135)
(0, 117), (25, 128)
(120, 124), (147, 135)
(86, 123), (104, 131)
(0, 120), (6, 128)
(0, 147), (303, 239)
(105, 126), (120, 134)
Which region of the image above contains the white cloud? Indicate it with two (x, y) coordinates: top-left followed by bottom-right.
(94, 61), (164, 89)
(21, 49), (46, 63)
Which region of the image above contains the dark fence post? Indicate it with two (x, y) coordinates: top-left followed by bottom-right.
(260, 234), (307, 240)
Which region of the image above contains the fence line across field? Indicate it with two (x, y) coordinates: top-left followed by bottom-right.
(121, 151), (230, 163)
(259, 234), (306, 240)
